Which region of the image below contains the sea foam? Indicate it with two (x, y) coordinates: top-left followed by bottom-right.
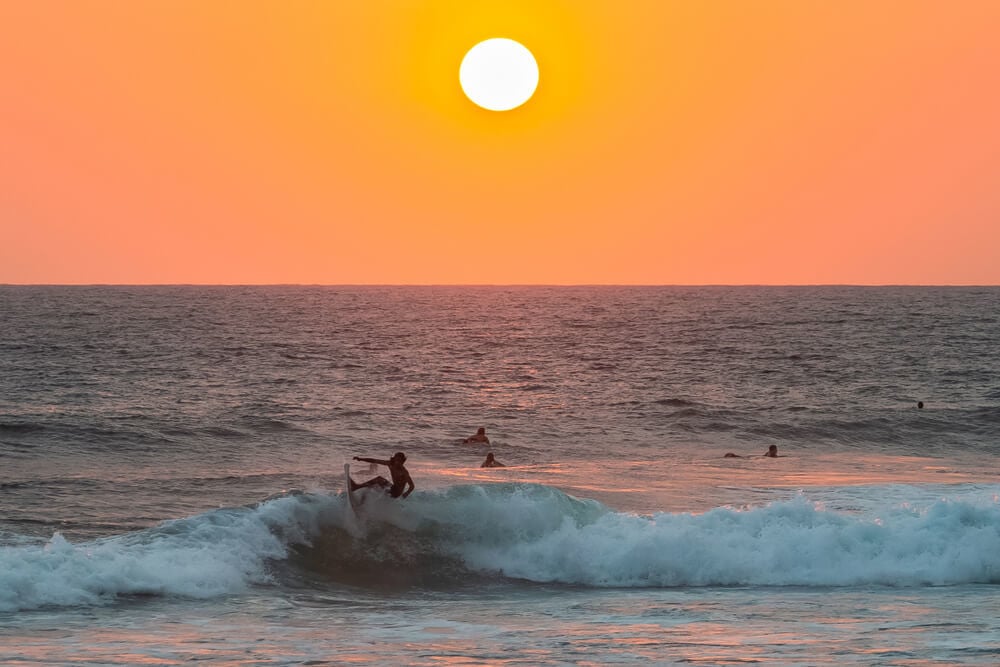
(0, 492), (342, 612)
(450, 489), (1000, 587)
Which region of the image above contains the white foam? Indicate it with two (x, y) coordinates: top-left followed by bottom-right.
(438, 488), (1000, 587)
(0, 491), (345, 612)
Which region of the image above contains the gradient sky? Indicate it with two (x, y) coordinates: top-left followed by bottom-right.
(2, 1), (998, 284)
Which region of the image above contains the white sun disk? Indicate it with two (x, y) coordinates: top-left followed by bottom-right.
(460, 39), (538, 111)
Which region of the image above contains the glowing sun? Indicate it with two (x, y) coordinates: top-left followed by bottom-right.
(459, 38), (539, 111)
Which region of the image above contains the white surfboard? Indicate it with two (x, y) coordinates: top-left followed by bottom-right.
(344, 463), (360, 514)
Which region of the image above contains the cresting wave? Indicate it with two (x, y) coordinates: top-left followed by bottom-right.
(3, 484), (999, 611)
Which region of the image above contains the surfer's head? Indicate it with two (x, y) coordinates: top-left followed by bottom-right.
(392, 452), (406, 463)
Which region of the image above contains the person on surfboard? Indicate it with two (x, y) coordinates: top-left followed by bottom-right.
(350, 452), (414, 499)
(463, 427), (490, 444)
(480, 452), (505, 468)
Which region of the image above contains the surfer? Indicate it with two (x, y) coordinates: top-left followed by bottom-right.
(350, 452), (414, 499)
(724, 445), (780, 458)
(463, 427), (490, 444)
(481, 452), (505, 468)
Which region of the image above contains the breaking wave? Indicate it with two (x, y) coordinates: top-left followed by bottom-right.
(3, 483), (999, 611)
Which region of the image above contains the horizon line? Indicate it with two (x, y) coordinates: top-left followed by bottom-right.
(3, 283), (999, 288)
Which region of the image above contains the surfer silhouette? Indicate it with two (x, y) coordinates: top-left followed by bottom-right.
(464, 427), (490, 444)
(481, 452), (505, 468)
(350, 452), (414, 498)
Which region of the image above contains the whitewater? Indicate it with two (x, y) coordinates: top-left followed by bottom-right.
(2, 285), (999, 665)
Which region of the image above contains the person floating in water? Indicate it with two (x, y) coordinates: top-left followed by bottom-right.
(917, 401), (924, 409)
(725, 445), (780, 458)
(350, 452), (414, 498)
(464, 427), (490, 444)
(481, 452), (505, 468)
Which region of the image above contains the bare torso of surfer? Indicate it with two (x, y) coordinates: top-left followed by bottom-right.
(351, 453), (414, 498)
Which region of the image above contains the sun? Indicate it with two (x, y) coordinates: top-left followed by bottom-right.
(459, 38), (539, 111)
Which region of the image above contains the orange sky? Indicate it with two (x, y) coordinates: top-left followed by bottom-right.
(2, 1), (998, 284)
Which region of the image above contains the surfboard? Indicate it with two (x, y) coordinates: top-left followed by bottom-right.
(344, 463), (360, 514)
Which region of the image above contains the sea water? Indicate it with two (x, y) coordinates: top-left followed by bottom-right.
(2, 286), (999, 665)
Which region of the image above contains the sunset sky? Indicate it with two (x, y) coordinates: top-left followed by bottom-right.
(2, 1), (998, 285)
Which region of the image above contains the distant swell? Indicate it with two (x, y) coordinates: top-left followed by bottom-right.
(3, 485), (999, 611)
(0, 422), (45, 434)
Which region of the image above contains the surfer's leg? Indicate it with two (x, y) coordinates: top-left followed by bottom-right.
(353, 476), (389, 490)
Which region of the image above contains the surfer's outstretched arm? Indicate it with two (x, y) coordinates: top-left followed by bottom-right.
(354, 456), (390, 466)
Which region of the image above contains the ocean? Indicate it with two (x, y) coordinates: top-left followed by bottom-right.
(2, 285), (999, 665)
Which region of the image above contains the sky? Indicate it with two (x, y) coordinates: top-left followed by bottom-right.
(2, 1), (999, 285)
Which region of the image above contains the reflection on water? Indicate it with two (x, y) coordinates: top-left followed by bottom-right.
(4, 587), (998, 666)
(419, 452), (1000, 515)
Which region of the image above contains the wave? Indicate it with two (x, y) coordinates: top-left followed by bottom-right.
(653, 398), (697, 407)
(336, 485), (1000, 590)
(0, 421), (46, 434)
(3, 485), (999, 611)
(0, 491), (344, 612)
